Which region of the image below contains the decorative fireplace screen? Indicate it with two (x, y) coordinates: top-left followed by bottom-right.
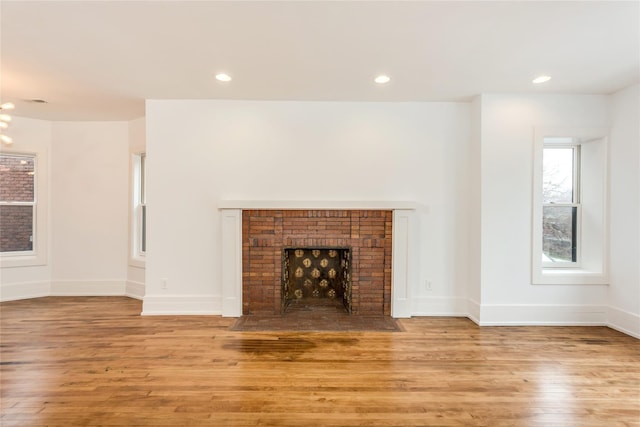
(282, 247), (352, 313)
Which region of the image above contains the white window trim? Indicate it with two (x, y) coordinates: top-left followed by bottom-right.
(532, 127), (609, 285)
(0, 150), (48, 268)
(130, 152), (146, 267)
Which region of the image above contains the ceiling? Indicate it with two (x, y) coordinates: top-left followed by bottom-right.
(1, 1), (638, 121)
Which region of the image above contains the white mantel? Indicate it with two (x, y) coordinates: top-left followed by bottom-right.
(219, 201), (419, 318)
(218, 200), (426, 211)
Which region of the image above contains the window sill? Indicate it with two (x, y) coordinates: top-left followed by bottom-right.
(1, 253), (47, 268)
(533, 269), (608, 285)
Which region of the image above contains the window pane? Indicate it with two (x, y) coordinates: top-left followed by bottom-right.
(0, 205), (34, 252)
(140, 154), (145, 204)
(0, 154), (35, 202)
(141, 204), (146, 253)
(543, 148), (573, 204)
(542, 206), (577, 263)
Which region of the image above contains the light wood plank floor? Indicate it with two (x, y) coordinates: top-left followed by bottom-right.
(1, 297), (638, 426)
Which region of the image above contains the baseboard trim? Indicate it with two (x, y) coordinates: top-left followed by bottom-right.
(125, 280), (145, 300)
(142, 294), (221, 315)
(466, 299), (481, 325)
(607, 306), (640, 339)
(0, 281), (51, 302)
(3, 288), (637, 339)
(50, 280), (126, 296)
(410, 296), (468, 316)
(478, 303), (607, 326)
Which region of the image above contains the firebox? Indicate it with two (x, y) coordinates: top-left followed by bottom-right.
(282, 247), (352, 313)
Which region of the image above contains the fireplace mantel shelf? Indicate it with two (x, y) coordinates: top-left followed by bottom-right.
(218, 200), (425, 211)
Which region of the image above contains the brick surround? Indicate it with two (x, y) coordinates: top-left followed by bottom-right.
(242, 210), (392, 315)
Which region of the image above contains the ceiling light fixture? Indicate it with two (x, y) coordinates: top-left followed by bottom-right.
(532, 75), (551, 84)
(215, 73), (232, 82)
(0, 102), (14, 145)
(374, 75), (391, 84)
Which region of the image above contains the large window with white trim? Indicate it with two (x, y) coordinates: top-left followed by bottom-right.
(0, 153), (36, 254)
(532, 128), (608, 285)
(0, 149), (47, 268)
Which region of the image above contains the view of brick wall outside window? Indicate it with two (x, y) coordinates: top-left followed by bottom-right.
(0, 154), (35, 252)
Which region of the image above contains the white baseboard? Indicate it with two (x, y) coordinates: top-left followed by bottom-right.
(142, 294), (221, 315)
(3, 286), (637, 339)
(50, 280), (126, 296)
(0, 281), (51, 302)
(125, 280), (145, 300)
(607, 306), (640, 339)
(478, 303), (607, 326)
(410, 296), (468, 317)
(466, 299), (481, 325)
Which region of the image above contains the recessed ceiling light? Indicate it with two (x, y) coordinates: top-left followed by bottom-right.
(532, 75), (551, 84)
(215, 73), (232, 82)
(374, 75), (391, 84)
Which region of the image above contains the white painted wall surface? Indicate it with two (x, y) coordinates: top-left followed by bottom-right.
(51, 122), (129, 295)
(608, 84), (640, 337)
(144, 100), (471, 314)
(467, 96), (482, 321)
(478, 94), (610, 324)
(2, 91), (636, 337)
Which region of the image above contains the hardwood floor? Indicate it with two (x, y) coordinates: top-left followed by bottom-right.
(1, 297), (638, 426)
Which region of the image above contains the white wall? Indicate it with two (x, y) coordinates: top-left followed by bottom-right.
(478, 94), (611, 324)
(2, 92), (637, 337)
(467, 96), (482, 321)
(144, 100), (471, 315)
(50, 122), (129, 295)
(608, 84), (640, 337)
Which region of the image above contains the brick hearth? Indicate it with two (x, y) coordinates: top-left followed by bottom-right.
(242, 210), (392, 315)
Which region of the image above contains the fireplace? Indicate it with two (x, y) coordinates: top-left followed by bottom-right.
(219, 201), (417, 318)
(242, 210), (392, 315)
(282, 247), (352, 313)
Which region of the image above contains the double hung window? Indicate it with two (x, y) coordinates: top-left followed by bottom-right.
(0, 154), (36, 254)
(542, 141), (580, 266)
(532, 128), (608, 285)
(132, 153), (146, 259)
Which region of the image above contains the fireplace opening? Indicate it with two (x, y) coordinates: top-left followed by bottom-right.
(282, 247), (352, 314)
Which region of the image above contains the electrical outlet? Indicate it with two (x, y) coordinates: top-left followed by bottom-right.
(161, 278), (168, 290)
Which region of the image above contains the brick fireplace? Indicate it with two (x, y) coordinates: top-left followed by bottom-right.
(219, 201), (417, 318)
(242, 210), (392, 315)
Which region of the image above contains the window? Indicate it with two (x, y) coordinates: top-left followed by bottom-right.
(532, 128), (608, 285)
(542, 142), (580, 266)
(132, 153), (146, 260)
(0, 154), (36, 254)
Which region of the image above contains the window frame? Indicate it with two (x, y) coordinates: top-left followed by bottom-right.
(0, 150), (48, 268)
(130, 152), (146, 265)
(532, 127), (609, 285)
(541, 143), (581, 268)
